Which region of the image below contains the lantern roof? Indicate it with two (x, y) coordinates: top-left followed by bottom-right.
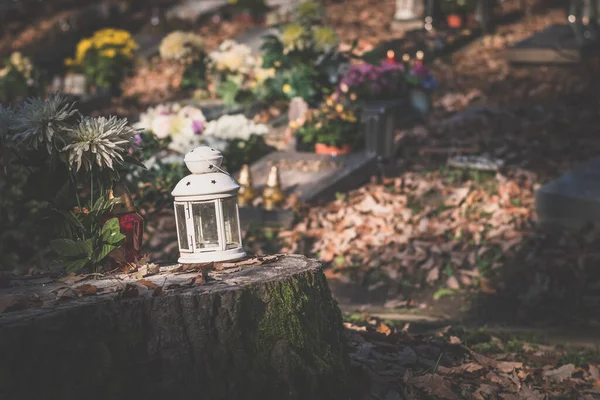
(184, 146), (223, 174)
(172, 146), (239, 197)
(172, 172), (240, 197)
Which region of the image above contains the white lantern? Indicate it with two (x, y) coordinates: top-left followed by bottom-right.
(171, 146), (246, 263)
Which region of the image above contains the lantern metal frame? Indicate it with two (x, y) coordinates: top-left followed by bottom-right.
(171, 147), (246, 264)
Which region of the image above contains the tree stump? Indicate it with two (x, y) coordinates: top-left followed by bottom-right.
(0, 255), (350, 400)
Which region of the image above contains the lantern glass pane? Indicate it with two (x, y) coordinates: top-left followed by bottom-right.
(192, 202), (220, 250)
(222, 197), (240, 249)
(175, 204), (189, 250)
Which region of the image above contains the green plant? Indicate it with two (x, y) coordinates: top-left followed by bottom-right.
(159, 31), (207, 91)
(296, 94), (360, 148)
(259, 1), (350, 105)
(0, 94), (142, 274)
(65, 28), (138, 91)
(228, 0), (269, 16)
(0, 52), (39, 104)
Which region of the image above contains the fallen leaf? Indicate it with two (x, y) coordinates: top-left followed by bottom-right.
(446, 276), (460, 290)
(410, 374), (459, 400)
(543, 364), (575, 382)
(497, 361), (523, 373)
(427, 267), (440, 284)
(449, 336), (462, 345)
(74, 283), (97, 296)
(136, 279), (158, 289)
(0, 294), (16, 313)
(444, 187), (470, 207)
(54, 287), (78, 299)
(376, 321), (392, 336)
(120, 283), (151, 299)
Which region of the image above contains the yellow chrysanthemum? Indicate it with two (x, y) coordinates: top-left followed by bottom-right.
(281, 23), (306, 53)
(282, 84), (292, 94)
(160, 31), (204, 61)
(335, 104), (344, 113)
(312, 27), (338, 52)
(350, 93), (357, 101)
(101, 48), (117, 58)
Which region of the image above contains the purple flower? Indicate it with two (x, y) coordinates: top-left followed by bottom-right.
(133, 133), (143, 147)
(192, 120), (204, 134)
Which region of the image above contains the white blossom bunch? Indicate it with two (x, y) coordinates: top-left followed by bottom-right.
(0, 52), (35, 86)
(159, 31), (205, 61)
(208, 40), (257, 76)
(203, 114), (268, 141)
(135, 103), (207, 140)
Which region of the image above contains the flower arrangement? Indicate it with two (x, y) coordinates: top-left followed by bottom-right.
(207, 39), (263, 105)
(260, 0), (347, 104)
(159, 31), (207, 90)
(159, 31), (204, 61)
(0, 94), (143, 273)
(294, 93), (360, 151)
(134, 104), (270, 162)
(0, 52), (39, 103)
(127, 109), (273, 216)
(407, 63), (439, 91)
(65, 28), (138, 91)
(134, 103), (208, 154)
(339, 62), (408, 102)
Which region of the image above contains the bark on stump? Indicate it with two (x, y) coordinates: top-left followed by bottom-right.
(0, 255), (350, 400)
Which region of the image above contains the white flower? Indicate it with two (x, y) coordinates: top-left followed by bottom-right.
(208, 40), (257, 75)
(136, 103), (207, 139)
(203, 114), (268, 141)
(159, 31), (204, 61)
(12, 93), (78, 153)
(64, 116), (138, 171)
(150, 115), (175, 139)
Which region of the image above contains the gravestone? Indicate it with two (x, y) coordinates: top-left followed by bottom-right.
(536, 156), (600, 229)
(232, 26), (279, 54)
(166, 0), (228, 22)
(506, 24), (581, 64)
(391, 0), (425, 32)
(0, 255), (350, 400)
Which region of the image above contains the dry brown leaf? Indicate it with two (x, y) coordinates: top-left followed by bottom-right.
(446, 276), (460, 290)
(54, 287), (78, 299)
(194, 273), (206, 286)
(0, 294), (16, 314)
(426, 266), (440, 284)
(543, 364), (575, 382)
(136, 279), (158, 289)
(449, 336), (462, 345)
(58, 273), (84, 285)
(410, 374), (459, 400)
(74, 283), (97, 296)
(497, 361), (523, 373)
(376, 321), (392, 336)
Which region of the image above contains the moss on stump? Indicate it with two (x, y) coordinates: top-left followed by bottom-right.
(0, 255), (350, 400)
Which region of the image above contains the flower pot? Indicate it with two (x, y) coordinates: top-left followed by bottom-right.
(315, 143), (352, 156)
(446, 14), (463, 28)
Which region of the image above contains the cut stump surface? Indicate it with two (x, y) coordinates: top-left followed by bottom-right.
(0, 255), (349, 400)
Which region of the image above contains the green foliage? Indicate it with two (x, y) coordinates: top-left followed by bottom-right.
(180, 55), (208, 91)
(0, 95), (142, 273)
(223, 134), (275, 173)
(0, 52), (40, 104)
(229, 0), (269, 16)
(259, 7), (350, 105)
(217, 79), (242, 106)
